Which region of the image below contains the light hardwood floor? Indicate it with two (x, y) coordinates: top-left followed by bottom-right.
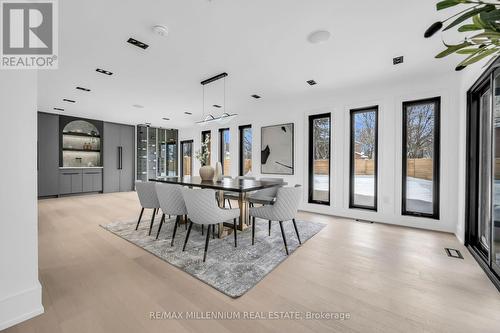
(5, 192), (500, 333)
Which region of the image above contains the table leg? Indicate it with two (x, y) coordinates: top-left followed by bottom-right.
(238, 192), (249, 230)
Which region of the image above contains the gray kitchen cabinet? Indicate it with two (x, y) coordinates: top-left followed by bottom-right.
(38, 112), (59, 197)
(59, 169), (82, 194)
(83, 169), (102, 192)
(103, 122), (135, 193)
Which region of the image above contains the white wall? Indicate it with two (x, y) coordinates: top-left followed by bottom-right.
(180, 71), (463, 234)
(0, 71), (44, 330)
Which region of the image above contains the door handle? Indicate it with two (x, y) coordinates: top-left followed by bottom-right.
(118, 146), (123, 170)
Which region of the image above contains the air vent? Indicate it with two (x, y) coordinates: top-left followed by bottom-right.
(184, 112), (192, 115)
(393, 56), (404, 65)
(213, 104), (222, 108)
(132, 104), (144, 109)
(54, 107), (64, 111)
(76, 86), (91, 92)
(127, 37), (149, 50)
(63, 99), (76, 103)
(251, 94), (261, 99)
(96, 68), (113, 76)
(307, 79), (317, 86)
(445, 248), (464, 259)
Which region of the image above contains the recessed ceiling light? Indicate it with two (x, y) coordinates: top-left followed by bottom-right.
(184, 112), (192, 115)
(307, 79), (317, 86)
(76, 86), (91, 92)
(63, 99), (76, 103)
(127, 37), (149, 50)
(251, 94), (261, 99)
(132, 104), (144, 109)
(162, 117), (170, 121)
(393, 56), (404, 65)
(54, 107), (64, 111)
(307, 30), (331, 44)
(213, 104), (222, 108)
(96, 68), (113, 76)
(152, 25), (168, 37)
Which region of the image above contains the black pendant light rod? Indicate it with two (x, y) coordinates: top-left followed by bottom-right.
(200, 72), (228, 86)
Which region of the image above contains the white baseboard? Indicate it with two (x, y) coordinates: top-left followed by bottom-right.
(0, 283), (44, 331)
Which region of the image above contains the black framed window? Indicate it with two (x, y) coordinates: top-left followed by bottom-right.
(201, 130), (211, 166)
(402, 97), (440, 219)
(219, 128), (230, 175)
(180, 140), (193, 177)
(349, 106), (378, 210)
(308, 113), (331, 205)
(239, 125), (252, 176)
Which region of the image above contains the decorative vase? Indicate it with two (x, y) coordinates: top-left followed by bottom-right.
(199, 165), (215, 181)
(214, 162), (223, 182)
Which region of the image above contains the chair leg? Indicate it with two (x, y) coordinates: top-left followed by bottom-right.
(203, 225), (211, 262)
(212, 223), (215, 239)
(233, 218), (237, 247)
(227, 199), (232, 209)
(182, 221), (193, 251)
(268, 220), (271, 236)
(202, 224), (204, 235)
(135, 207), (144, 230)
(155, 214), (166, 239)
(252, 216), (255, 245)
(148, 208), (157, 236)
(184, 215), (187, 230)
(279, 221), (289, 255)
(171, 215), (179, 246)
(292, 218), (301, 245)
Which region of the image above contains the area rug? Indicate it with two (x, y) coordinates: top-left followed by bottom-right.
(101, 217), (326, 298)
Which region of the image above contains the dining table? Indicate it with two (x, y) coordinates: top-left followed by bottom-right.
(150, 176), (285, 237)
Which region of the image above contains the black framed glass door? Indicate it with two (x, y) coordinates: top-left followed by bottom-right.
(466, 61), (500, 289)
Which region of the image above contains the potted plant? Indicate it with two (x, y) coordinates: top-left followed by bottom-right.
(195, 136), (214, 181)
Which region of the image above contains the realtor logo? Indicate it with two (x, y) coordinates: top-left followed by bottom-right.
(1, 0), (58, 69)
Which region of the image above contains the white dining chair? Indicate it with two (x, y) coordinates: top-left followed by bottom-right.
(155, 183), (188, 245)
(223, 176), (257, 207)
(249, 185), (302, 255)
(135, 181), (161, 236)
(181, 187), (240, 262)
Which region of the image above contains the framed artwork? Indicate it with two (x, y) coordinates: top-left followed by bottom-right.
(261, 123), (294, 175)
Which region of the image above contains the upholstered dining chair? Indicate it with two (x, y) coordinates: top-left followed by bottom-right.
(181, 187), (240, 262)
(155, 183), (188, 245)
(135, 181), (161, 236)
(249, 185), (302, 255)
(248, 177), (285, 234)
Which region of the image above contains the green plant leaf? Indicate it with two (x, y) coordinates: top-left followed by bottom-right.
(435, 41), (472, 58)
(456, 47), (483, 54)
(479, 9), (500, 24)
(458, 47), (498, 66)
(458, 23), (483, 32)
(437, 0), (461, 11)
(444, 5), (495, 31)
(470, 31), (500, 39)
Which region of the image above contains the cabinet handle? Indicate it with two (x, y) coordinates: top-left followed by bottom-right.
(118, 146), (123, 170)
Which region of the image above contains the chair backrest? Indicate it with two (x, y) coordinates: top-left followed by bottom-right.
(135, 181), (160, 209)
(253, 177), (284, 198)
(271, 185), (302, 221)
(155, 183), (187, 216)
(180, 188), (220, 225)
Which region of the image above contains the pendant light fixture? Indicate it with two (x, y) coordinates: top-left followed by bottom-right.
(196, 72), (238, 125)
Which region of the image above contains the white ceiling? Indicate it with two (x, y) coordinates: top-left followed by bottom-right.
(37, 0), (461, 128)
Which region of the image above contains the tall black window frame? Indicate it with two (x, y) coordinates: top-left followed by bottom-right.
(201, 130), (211, 166)
(219, 128), (230, 175)
(180, 140), (193, 178)
(402, 97), (440, 219)
(239, 125), (252, 176)
(349, 106), (378, 211)
(308, 113), (331, 205)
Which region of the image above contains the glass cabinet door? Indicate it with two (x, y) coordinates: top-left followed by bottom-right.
(147, 128), (157, 180)
(136, 126), (148, 181)
(157, 129), (167, 177)
(492, 71), (500, 276)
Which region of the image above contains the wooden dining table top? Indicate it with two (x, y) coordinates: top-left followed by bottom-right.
(149, 176), (285, 193)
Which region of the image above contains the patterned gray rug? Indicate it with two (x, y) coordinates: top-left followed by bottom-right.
(102, 217), (326, 298)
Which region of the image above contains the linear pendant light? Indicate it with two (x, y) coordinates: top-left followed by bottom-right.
(196, 72), (237, 125)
